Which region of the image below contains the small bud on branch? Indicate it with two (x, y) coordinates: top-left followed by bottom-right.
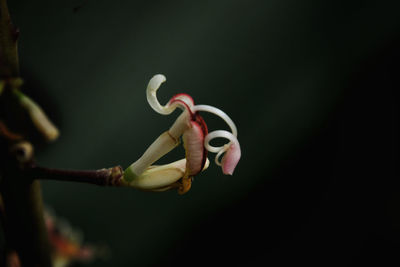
(13, 89), (60, 142)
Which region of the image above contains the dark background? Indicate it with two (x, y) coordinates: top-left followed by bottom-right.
(4, 0), (399, 266)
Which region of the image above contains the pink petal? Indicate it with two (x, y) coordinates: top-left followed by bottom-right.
(221, 142), (241, 175)
(169, 93), (194, 107)
(168, 93), (195, 115)
(183, 114), (208, 176)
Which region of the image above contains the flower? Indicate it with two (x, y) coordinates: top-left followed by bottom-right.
(122, 74), (241, 194)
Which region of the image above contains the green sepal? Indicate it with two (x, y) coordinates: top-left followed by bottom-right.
(123, 167), (138, 183)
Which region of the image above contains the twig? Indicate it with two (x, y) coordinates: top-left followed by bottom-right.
(29, 165), (124, 186)
(1, 1), (53, 266)
(0, 0), (19, 77)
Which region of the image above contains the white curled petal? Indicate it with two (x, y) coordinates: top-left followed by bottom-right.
(193, 105), (237, 137)
(146, 74), (194, 115)
(215, 145), (229, 166)
(146, 74), (174, 115)
(204, 130), (236, 153)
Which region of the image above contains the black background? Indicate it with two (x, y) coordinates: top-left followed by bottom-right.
(158, 37), (399, 266)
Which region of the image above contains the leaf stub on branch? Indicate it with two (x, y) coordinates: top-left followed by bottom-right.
(9, 141), (34, 163)
(109, 166), (124, 186)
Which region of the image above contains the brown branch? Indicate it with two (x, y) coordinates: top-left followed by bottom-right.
(0, 0), (19, 77)
(1, 1), (52, 266)
(28, 165), (124, 186)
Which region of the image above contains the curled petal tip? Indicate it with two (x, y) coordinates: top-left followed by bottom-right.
(147, 74), (171, 115)
(221, 143), (241, 175)
(204, 157), (210, 170)
(148, 74), (166, 90)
